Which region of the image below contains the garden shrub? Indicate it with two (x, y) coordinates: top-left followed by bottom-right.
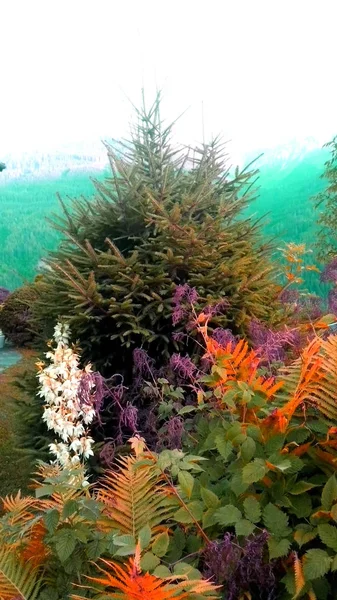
(31, 95), (285, 379)
(0, 283), (41, 346)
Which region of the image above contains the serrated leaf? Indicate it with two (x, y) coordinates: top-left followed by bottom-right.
(322, 475), (337, 510)
(318, 524), (337, 552)
(140, 552), (161, 571)
(294, 525), (317, 548)
(242, 458), (267, 484)
(289, 481), (319, 495)
(200, 487), (220, 508)
(243, 496), (261, 523)
(138, 525), (152, 550)
(263, 503), (290, 538)
(178, 471), (194, 499)
(55, 529), (76, 562)
(331, 555), (337, 572)
(152, 531), (170, 557)
(268, 537), (291, 559)
(174, 501), (203, 524)
(215, 504), (242, 526)
(44, 508), (60, 533)
(235, 519), (255, 536)
(62, 499), (79, 519)
(241, 437), (256, 462)
(153, 565), (172, 578)
(303, 549), (332, 581)
(173, 562), (202, 579)
(230, 471), (249, 496)
(215, 436), (233, 461)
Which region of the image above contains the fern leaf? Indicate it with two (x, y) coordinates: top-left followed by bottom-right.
(278, 335), (337, 421)
(71, 550), (220, 599)
(293, 553), (305, 598)
(0, 546), (41, 600)
(97, 454), (175, 537)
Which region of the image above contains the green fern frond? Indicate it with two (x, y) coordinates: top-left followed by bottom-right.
(0, 546), (41, 600)
(97, 454), (175, 537)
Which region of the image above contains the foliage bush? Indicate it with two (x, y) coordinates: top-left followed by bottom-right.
(0, 283), (41, 346)
(31, 95), (285, 378)
(312, 136), (337, 262)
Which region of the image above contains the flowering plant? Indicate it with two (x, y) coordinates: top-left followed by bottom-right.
(37, 322), (96, 469)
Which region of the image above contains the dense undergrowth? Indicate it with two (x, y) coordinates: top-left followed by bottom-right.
(2, 97), (337, 599)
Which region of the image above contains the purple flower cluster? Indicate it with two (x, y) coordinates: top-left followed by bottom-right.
(328, 288), (337, 314)
(203, 531), (277, 600)
(249, 320), (300, 365)
(211, 327), (237, 348)
(172, 284), (198, 326)
(170, 353), (197, 381)
(321, 257), (337, 283)
(166, 415), (184, 449)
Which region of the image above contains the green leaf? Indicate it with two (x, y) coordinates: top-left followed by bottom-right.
(263, 503), (290, 538)
(294, 525), (317, 548)
(152, 532), (170, 557)
(241, 437), (256, 462)
(140, 552), (161, 571)
(215, 436), (233, 461)
(114, 534), (136, 547)
(200, 487), (220, 509)
(230, 472), (249, 496)
(36, 484), (54, 498)
(174, 501), (203, 524)
(303, 549), (332, 581)
(235, 519), (255, 536)
(331, 555), (337, 572)
(153, 565), (172, 578)
(178, 406), (196, 415)
(268, 537), (291, 559)
(322, 475), (337, 510)
(242, 458), (267, 484)
(318, 524), (337, 552)
(178, 471), (194, 499)
(243, 496), (261, 523)
(62, 499), (79, 519)
(289, 481), (319, 495)
(55, 529), (77, 562)
(139, 525), (152, 550)
(173, 562), (202, 579)
(215, 504), (242, 526)
(44, 508), (60, 533)
(289, 494), (312, 518)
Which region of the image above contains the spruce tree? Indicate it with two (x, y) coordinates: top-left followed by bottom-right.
(32, 95), (284, 377)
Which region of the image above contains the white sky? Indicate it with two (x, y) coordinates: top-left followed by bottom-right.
(0, 0), (337, 154)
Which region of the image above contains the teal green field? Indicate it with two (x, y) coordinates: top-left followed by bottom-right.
(0, 148), (330, 294)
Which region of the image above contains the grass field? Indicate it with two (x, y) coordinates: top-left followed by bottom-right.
(0, 148), (330, 294)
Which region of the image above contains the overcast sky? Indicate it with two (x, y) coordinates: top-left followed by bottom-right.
(1, 0), (337, 155)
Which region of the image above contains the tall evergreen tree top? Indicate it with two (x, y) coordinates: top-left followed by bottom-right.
(33, 94), (284, 375)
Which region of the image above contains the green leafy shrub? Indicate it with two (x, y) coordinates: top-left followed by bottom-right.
(0, 283), (42, 346)
(31, 95), (285, 378)
(313, 136), (337, 262)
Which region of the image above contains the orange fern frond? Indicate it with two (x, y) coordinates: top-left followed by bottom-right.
(21, 521), (49, 568)
(293, 552), (305, 598)
(72, 551), (220, 599)
(278, 334), (337, 422)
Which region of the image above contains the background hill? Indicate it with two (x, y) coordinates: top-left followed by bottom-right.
(0, 141), (330, 293)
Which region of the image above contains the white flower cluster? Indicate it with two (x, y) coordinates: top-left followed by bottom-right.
(37, 323), (96, 469)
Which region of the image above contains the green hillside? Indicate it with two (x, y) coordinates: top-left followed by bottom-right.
(0, 148), (331, 294)
(0, 172), (103, 289)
